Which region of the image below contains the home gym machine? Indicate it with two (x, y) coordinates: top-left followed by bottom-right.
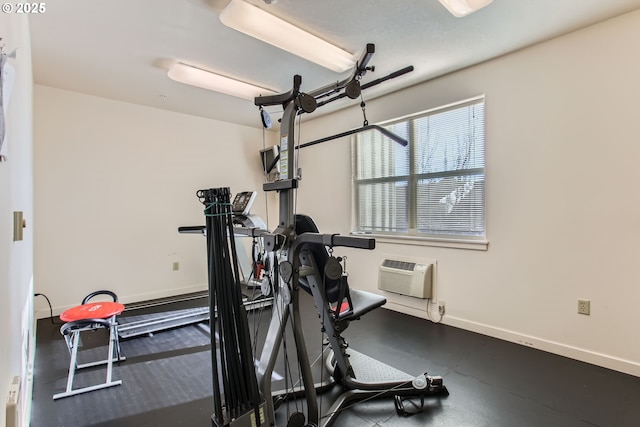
(199, 43), (448, 427)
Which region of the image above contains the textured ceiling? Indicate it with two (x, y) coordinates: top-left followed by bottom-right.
(29, 0), (640, 128)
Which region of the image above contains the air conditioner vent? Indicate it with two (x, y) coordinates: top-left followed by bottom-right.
(381, 259), (416, 271)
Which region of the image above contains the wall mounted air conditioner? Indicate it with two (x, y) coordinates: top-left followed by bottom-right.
(378, 259), (433, 299)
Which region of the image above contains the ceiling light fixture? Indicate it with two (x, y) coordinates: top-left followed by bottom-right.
(219, 0), (356, 73)
(167, 62), (277, 100)
(438, 0), (494, 17)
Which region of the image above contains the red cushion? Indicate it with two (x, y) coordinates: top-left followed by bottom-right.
(60, 302), (125, 322)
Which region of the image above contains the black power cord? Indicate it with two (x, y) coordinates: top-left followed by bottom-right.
(34, 293), (62, 325)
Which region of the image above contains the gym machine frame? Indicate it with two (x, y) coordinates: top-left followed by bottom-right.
(207, 43), (448, 427)
(255, 43), (449, 426)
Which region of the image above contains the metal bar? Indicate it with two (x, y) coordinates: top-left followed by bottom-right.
(307, 44), (375, 100)
(254, 75), (301, 108)
(292, 232), (375, 250)
(105, 320), (115, 384)
(256, 291), (291, 425)
(52, 380), (123, 400)
(75, 356), (126, 370)
(298, 250), (353, 380)
(316, 65), (414, 108)
(289, 275), (319, 424)
(297, 124), (408, 149)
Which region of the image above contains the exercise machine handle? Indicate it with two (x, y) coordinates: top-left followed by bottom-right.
(292, 232), (375, 251)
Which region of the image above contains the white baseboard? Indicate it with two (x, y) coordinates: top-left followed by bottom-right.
(444, 315), (640, 378)
(382, 304), (640, 378)
(34, 283), (208, 319)
(120, 283), (208, 306)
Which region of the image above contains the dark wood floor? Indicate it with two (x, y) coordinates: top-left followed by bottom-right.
(31, 292), (640, 426)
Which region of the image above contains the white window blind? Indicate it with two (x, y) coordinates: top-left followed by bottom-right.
(353, 97), (485, 239)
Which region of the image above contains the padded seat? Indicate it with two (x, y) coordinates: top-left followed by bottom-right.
(295, 214), (386, 321)
(336, 288), (386, 321)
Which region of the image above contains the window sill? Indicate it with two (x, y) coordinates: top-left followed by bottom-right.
(351, 233), (489, 251)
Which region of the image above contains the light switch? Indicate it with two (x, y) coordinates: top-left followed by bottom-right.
(13, 211), (24, 241)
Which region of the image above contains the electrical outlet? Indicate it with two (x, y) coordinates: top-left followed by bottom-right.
(578, 299), (590, 315)
(172, 261), (180, 271)
(438, 301), (446, 316)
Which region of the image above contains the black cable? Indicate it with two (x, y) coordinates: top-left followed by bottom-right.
(219, 197), (243, 416)
(203, 193), (224, 420)
(214, 204), (237, 413)
(34, 293), (62, 325)
(201, 188), (263, 422)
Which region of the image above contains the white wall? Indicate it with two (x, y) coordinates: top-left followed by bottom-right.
(33, 86), (275, 314)
(295, 10), (640, 376)
(0, 13), (34, 427)
(31, 9), (640, 379)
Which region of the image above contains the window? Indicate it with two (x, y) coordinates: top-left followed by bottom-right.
(352, 96), (485, 241)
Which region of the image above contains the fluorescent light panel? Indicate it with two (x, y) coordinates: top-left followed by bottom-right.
(168, 62), (277, 100)
(219, 0), (356, 73)
(439, 0), (494, 17)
